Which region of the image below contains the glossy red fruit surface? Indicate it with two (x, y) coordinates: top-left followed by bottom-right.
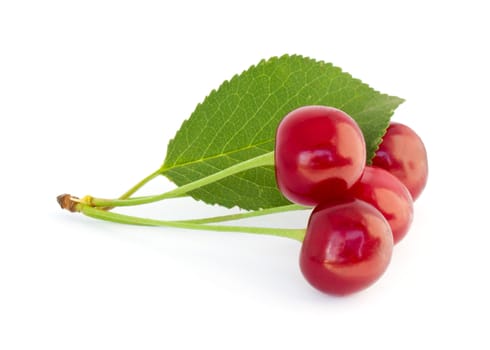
(275, 106), (366, 206)
(350, 166), (413, 244)
(372, 122), (428, 200)
(300, 199), (393, 296)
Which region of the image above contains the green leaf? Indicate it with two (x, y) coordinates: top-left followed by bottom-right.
(161, 55), (404, 210)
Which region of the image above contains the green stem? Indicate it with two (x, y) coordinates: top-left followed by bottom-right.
(80, 205), (305, 242)
(88, 151), (275, 208)
(179, 204), (308, 224)
(117, 169), (162, 200)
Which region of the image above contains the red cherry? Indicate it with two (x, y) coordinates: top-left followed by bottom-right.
(275, 106), (366, 206)
(300, 199), (393, 296)
(372, 122), (428, 200)
(349, 166), (413, 244)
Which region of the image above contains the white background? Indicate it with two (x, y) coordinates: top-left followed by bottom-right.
(1, 1), (489, 349)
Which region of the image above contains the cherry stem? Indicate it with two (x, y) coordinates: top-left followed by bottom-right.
(85, 151), (275, 208)
(57, 151), (307, 241)
(79, 204), (305, 242)
(177, 204), (308, 224)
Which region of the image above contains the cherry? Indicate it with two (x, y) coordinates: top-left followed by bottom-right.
(372, 122), (428, 200)
(300, 198), (393, 296)
(349, 166), (413, 244)
(275, 106), (366, 206)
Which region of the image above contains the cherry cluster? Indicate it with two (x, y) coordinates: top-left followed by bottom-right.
(275, 106), (428, 295)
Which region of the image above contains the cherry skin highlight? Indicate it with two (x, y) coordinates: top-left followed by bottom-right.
(275, 106), (366, 206)
(349, 166), (413, 244)
(300, 198), (393, 296)
(372, 122), (428, 201)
